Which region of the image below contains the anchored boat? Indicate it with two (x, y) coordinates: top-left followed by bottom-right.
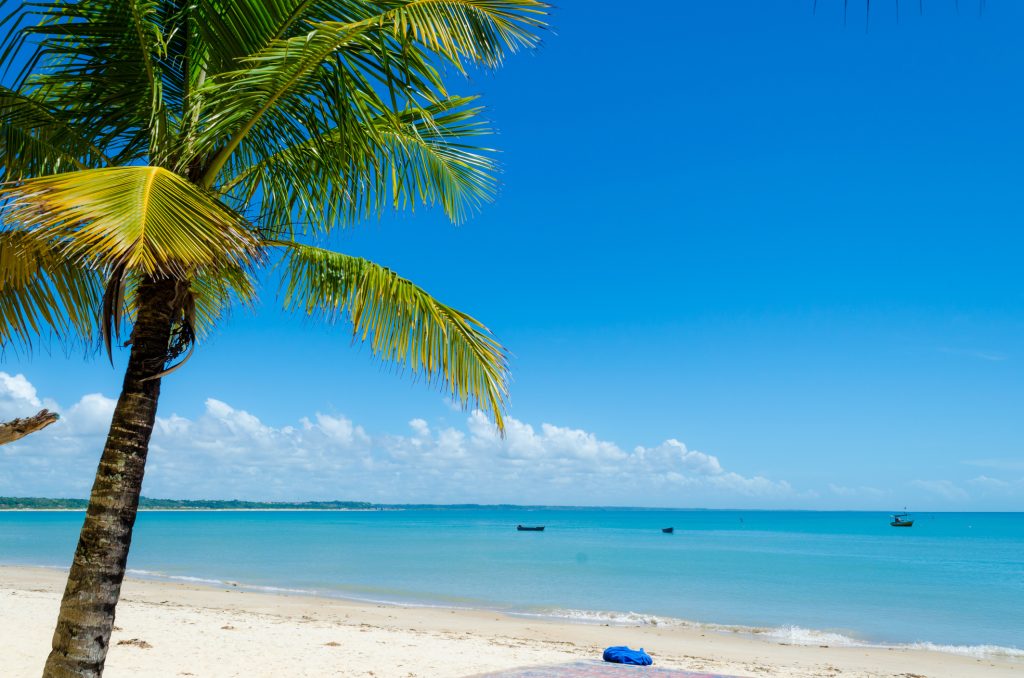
(890, 512), (914, 527)
(662, 527), (674, 534)
(516, 525), (545, 531)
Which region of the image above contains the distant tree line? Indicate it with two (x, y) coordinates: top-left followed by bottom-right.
(0, 497), (373, 510)
(2, 497), (575, 510)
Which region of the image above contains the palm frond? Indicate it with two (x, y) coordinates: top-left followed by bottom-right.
(125, 0), (171, 159)
(221, 95), (496, 235)
(380, 94), (497, 222)
(171, 0), (346, 160)
(189, 0), (363, 75)
(278, 242), (508, 429)
(0, 86), (112, 179)
(188, 264), (258, 338)
(194, 18), (378, 187)
(194, 0), (547, 188)
(384, 0), (546, 69)
(0, 166), (260, 277)
(1, 0), (169, 164)
(0, 229), (102, 348)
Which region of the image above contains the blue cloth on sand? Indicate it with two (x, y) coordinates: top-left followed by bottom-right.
(602, 646), (653, 665)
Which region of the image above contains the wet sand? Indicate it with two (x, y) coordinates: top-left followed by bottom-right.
(2, 566), (1018, 677)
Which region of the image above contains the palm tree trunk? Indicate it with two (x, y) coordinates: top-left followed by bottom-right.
(42, 278), (177, 678)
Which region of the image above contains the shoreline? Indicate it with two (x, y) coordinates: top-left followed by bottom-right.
(0, 507), (384, 512)
(3, 565), (1019, 677)
(119, 565), (1024, 662)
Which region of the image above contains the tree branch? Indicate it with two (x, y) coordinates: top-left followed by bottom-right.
(0, 409), (59, 446)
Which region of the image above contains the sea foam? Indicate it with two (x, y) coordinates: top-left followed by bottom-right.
(127, 568), (317, 594)
(532, 611), (1024, 661)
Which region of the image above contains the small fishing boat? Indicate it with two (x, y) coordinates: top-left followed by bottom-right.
(890, 512), (914, 527)
(516, 525), (545, 531)
(662, 527), (674, 534)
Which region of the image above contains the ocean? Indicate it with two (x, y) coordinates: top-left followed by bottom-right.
(1, 508), (1021, 659)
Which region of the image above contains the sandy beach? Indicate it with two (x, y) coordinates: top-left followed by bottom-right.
(1, 565), (1017, 678)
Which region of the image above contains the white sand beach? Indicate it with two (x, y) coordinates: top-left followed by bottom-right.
(1, 565), (1018, 678)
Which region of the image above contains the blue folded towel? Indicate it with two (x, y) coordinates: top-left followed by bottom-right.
(602, 645), (653, 665)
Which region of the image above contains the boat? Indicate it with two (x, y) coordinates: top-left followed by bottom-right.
(890, 512), (914, 527)
(516, 525), (545, 531)
(661, 527), (674, 534)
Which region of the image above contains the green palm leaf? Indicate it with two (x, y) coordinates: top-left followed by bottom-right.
(0, 166), (260, 277)
(380, 95), (498, 222)
(279, 242), (508, 429)
(187, 265), (258, 338)
(1, 0), (167, 164)
(0, 229), (101, 348)
(187, 0), (359, 74)
(384, 0), (547, 68)
(221, 95), (496, 234)
(0, 86), (112, 179)
(195, 0), (546, 188)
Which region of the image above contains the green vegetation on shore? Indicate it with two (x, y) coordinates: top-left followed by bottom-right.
(9, 498), (698, 511)
(2, 498), (619, 510)
(0, 497), (372, 510)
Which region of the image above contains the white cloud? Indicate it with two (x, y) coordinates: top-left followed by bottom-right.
(968, 475), (1024, 496)
(828, 483), (885, 498)
(911, 479), (969, 501)
(708, 472), (793, 496)
(635, 439), (724, 475)
(0, 372), (796, 506)
(62, 394), (117, 435)
(409, 418), (431, 438)
(8, 372), (1024, 509)
(0, 372), (40, 408)
(964, 457), (1024, 472)
(0, 372), (59, 420)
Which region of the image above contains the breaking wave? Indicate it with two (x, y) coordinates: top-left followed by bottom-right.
(126, 568), (315, 595)
(532, 611), (1024, 661)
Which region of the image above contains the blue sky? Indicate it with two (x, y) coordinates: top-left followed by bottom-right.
(3, 1), (1023, 509)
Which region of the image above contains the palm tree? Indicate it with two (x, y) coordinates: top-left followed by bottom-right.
(0, 1), (547, 675)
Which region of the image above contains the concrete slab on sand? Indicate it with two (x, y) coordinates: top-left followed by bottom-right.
(471, 661), (743, 678)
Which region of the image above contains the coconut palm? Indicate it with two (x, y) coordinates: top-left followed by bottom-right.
(0, 1), (547, 675)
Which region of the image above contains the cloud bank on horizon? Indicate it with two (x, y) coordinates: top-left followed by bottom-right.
(0, 372), (1018, 508)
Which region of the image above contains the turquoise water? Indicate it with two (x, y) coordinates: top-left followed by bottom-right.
(2, 509), (1022, 655)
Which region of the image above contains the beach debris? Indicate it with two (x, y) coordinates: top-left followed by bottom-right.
(602, 646), (653, 665)
(116, 638), (152, 649)
(0, 409), (59, 446)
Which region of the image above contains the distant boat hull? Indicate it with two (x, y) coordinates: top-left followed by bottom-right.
(516, 525), (545, 531)
(890, 512), (914, 527)
(662, 527), (674, 533)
